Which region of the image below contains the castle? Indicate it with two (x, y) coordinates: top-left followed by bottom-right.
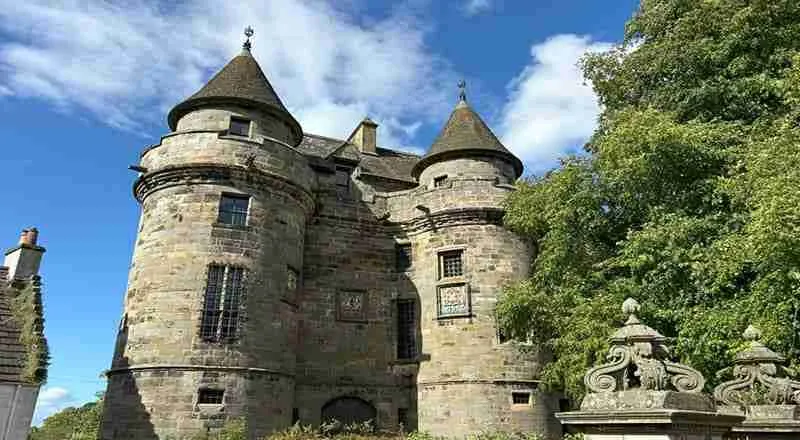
(101, 31), (558, 440)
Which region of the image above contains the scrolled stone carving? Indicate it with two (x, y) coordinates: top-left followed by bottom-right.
(713, 325), (800, 409)
(583, 298), (705, 394)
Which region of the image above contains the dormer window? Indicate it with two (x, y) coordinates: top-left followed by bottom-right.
(229, 117), (251, 137)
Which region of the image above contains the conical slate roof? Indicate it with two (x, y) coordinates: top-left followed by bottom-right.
(167, 48), (303, 146)
(412, 98), (522, 178)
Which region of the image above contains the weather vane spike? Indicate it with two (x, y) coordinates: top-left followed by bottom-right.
(243, 26), (255, 51)
(458, 80), (467, 102)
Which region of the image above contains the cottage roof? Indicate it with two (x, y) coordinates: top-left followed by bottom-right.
(167, 45), (303, 146)
(0, 281), (29, 383)
(412, 94), (522, 178)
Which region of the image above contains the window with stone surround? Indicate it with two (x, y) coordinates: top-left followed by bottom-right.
(218, 193), (249, 227)
(200, 265), (245, 342)
(438, 249), (464, 279)
(433, 175), (448, 187)
(285, 266), (299, 304)
(229, 117), (251, 137)
(396, 243), (412, 271)
(198, 388), (224, 405)
(396, 299), (417, 359)
(335, 166), (352, 199)
(512, 391), (531, 405)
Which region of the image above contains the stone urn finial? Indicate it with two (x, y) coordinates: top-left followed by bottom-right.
(714, 324), (800, 409)
(622, 297), (641, 325)
(583, 297), (705, 395)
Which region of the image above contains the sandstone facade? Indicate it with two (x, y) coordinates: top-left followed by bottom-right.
(101, 40), (558, 440)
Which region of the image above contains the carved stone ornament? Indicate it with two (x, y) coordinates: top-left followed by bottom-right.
(713, 325), (800, 409)
(584, 298), (705, 394)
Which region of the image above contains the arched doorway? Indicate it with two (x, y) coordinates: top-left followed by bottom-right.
(321, 396), (377, 425)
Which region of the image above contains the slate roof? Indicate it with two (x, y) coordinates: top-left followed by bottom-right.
(412, 99), (523, 178)
(297, 133), (420, 184)
(0, 281), (25, 383)
(167, 48), (303, 145)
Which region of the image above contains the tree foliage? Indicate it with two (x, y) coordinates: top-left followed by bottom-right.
(498, 0), (800, 401)
(29, 394), (103, 440)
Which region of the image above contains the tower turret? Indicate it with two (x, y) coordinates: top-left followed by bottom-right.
(101, 29), (315, 440)
(408, 85), (558, 438)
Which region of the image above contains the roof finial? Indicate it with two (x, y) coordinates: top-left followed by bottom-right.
(457, 79), (467, 103)
(243, 26), (254, 51)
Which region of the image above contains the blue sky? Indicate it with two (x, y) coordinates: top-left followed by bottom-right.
(0, 0), (638, 423)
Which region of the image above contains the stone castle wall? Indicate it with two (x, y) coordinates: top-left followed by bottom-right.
(102, 105), (557, 439)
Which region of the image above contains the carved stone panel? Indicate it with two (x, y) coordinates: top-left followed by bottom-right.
(336, 290), (366, 322)
(436, 283), (470, 318)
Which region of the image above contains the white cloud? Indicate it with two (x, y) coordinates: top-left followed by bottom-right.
(33, 386), (74, 425)
(463, 0), (492, 16)
(0, 0), (455, 149)
(498, 34), (612, 174)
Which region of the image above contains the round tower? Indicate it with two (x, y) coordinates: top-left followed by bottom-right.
(409, 87), (559, 438)
(101, 30), (315, 440)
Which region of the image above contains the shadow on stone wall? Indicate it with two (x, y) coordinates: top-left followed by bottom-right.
(100, 316), (159, 440)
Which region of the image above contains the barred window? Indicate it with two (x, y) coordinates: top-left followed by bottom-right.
(396, 243), (412, 271)
(396, 299), (417, 360)
(438, 250), (464, 279)
(200, 265), (245, 342)
(218, 194), (249, 226)
(229, 117), (251, 137)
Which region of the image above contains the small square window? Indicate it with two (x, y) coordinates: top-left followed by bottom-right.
(229, 117), (251, 137)
(218, 194), (249, 226)
(438, 250), (463, 279)
(198, 388), (224, 404)
(512, 392), (530, 405)
(433, 175), (448, 187)
(396, 243), (412, 271)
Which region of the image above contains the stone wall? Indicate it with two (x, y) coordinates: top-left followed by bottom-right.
(104, 103), (550, 438)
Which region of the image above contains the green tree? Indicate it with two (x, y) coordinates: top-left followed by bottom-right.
(29, 394), (103, 440)
(498, 0), (800, 401)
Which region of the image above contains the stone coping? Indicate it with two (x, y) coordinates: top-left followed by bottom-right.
(556, 409), (744, 428)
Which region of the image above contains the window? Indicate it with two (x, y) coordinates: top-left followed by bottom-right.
(198, 388), (224, 404)
(286, 266), (299, 303)
(396, 299), (417, 359)
(200, 265), (246, 342)
(438, 250), (464, 279)
(292, 408), (300, 424)
(398, 408), (409, 429)
(433, 175), (448, 187)
(229, 117), (251, 137)
(512, 392), (530, 405)
(396, 243), (412, 271)
(335, 166), (351, 198)
(218, 194), (249, 226)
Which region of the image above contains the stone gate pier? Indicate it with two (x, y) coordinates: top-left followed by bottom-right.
(713, 325), (800, 439)
(556, 298), (743, 440)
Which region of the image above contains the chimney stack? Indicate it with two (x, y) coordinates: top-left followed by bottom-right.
(347, 117), (378, 155)
(4, 227), (45, 280)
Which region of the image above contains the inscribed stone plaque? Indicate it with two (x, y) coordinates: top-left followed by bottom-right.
(437, 283), (470, 317)
(337, 290), (366, 321)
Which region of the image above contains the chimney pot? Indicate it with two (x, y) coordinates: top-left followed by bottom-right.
(20, 228), (38, 246)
